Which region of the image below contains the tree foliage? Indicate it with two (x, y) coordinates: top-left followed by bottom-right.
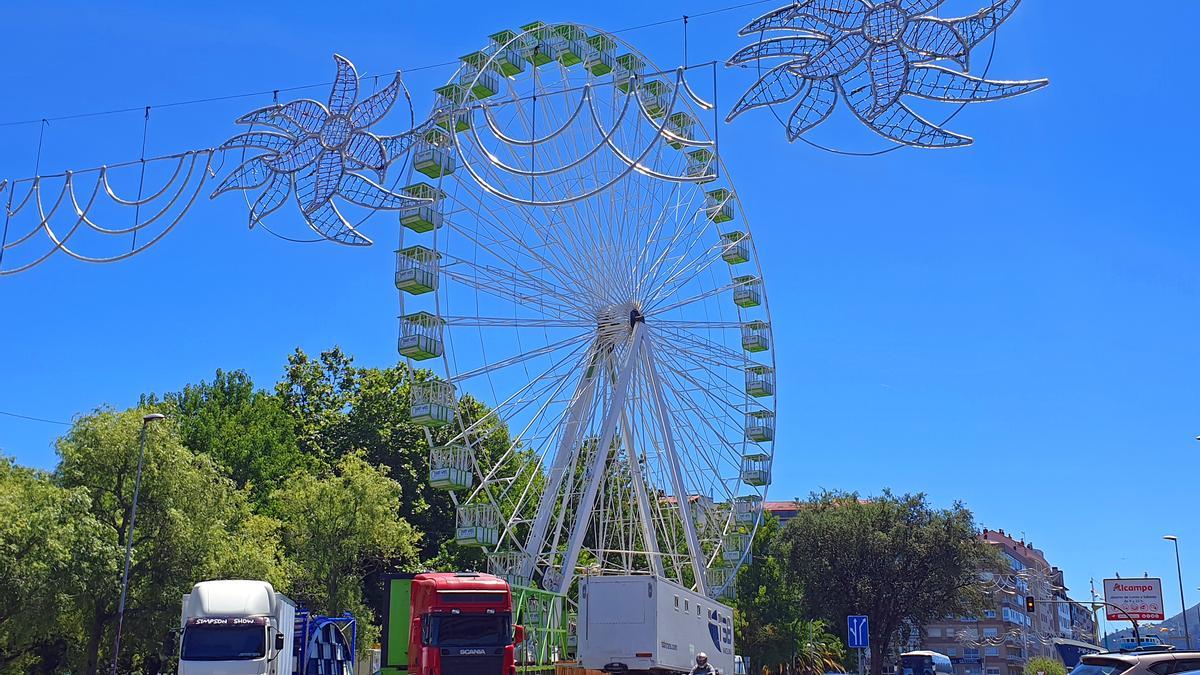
(270, 451), (420, 620)
(1024, 657), (1068, 675)
(163, 369), (313, 506)
(0, 457), (105, 673)
(51, 407), (285, 675)
(778, 490), (996, 675)
(735, 515), (846, 675)
(735, 515), (806, 671)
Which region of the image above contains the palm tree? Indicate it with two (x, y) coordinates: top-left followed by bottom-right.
(792, 620), (847, 675)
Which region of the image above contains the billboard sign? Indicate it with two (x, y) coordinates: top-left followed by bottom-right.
(1102, 578), (1165, 621)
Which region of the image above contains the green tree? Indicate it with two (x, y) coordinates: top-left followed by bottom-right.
(275, 347), (531, 568)
(163, 369), (314, 506)
(54, 407), (286, 675)
(0, 456), (105, 673)
(735, 514), (806, 672)
(270, 451), (421, 636)
(1024, 657), (1068, 675)
(778, 490), (995, 675)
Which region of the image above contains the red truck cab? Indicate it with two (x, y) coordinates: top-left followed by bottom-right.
(382, 572), (523, 675)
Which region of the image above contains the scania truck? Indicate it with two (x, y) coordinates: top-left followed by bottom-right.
(380, 572), (524, 675)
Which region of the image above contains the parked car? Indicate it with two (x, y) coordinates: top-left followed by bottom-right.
(1070, 647), (1200, 675)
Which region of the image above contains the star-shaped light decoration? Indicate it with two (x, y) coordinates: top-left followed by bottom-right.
(726, 0), (1048, 148)
(212, 55), (425, 245)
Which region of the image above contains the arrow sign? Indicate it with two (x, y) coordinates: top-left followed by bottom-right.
(848, 615), (869, 649)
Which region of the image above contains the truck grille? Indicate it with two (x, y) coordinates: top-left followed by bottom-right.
(440, 654), (504, 675)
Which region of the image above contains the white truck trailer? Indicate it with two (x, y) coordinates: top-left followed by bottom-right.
(179, 579), (297, 675)
(578, 575), (735, 674)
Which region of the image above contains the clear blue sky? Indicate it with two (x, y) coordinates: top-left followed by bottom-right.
(1, 0), (1197, 629)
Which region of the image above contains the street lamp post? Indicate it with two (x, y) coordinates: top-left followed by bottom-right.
(1163, 536), (1191, 650)
(110, 412), (165, 675)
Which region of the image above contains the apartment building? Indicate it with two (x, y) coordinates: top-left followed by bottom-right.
(920, 528), (1097, 675)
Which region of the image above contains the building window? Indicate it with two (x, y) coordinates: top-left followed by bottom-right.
(986, 647), (1000, 657)
(987, 669), (1002, 675)
(984, 610), (997, 619)
(674, 595), (680, 611)
(929, 628), (942, 637)
(947, 648), (958, 657)
(984, 628), (999, 638)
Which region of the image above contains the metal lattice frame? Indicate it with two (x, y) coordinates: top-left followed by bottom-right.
(214, 55), (429, 245)
(727, 0), (1048, 148)
(394, 23), (774, 605)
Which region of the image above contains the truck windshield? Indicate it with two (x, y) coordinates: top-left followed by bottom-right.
(428, 614), (511, 647)
(181, 625), (265, 661)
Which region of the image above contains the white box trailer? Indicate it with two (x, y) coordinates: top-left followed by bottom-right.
(578, 575), (735, 674)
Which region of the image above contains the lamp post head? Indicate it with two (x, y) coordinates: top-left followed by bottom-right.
(142, 413), (166, 424)
(1164, 535), (1179, 542)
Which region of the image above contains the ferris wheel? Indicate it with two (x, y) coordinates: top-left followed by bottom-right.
(394, 22), (776, 604)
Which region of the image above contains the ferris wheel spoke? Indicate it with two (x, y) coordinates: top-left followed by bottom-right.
(655, 351), (749, 449)
(646, 363), (742, 500)
(443, 315), (592, 328)
(630, 185), (695, 299)
(449, 330), (590, 380)
(644, 240), (730, 311)
(440, 266), (582, 320)
(655, 323), (756, 367)
(445, 338), (590, 454)
(640, 342), (710, 593)
(657, 348), (752, 427)
(442, 198), (598, 300)
(652, 319), (746, 329)
(646, 278), (742, 316)
(441, 172), (602, 294)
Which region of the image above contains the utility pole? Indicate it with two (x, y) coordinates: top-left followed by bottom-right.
(111, 413), (165, 675)
(1164, 536), (1191, 650)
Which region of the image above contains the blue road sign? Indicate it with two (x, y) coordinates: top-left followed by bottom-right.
(848, 615), (869, 649)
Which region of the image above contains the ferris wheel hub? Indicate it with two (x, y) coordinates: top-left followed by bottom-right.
(594, 300), (644, 346)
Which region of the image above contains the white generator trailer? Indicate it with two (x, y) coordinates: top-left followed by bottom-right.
(578, 575), (735, 674)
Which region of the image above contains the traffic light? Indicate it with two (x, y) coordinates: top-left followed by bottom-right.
(1025, 596), (1036, 613)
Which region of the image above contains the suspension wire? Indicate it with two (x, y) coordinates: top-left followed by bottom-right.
(32, 119), (48, 176)
(683, 15), (690, 68)
(0, 0), (776, 130)
(131, 107), (151, 250)
(0, 187), (10, 270)
(0, 409), (72, 425)
(2, 120), (48, 268)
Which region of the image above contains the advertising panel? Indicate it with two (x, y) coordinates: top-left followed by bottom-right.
(1102, 578), (1165, 621)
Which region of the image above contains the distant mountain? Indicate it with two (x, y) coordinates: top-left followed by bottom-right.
(1103, 603), (1200, 650)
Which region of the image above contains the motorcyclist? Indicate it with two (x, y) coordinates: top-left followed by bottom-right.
(692, 652), (716, 675)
